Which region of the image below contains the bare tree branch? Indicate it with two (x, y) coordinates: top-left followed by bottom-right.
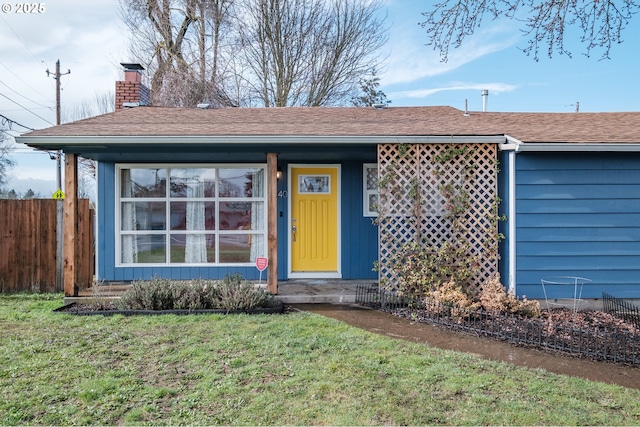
(120, 0), (239, 107)
(420, 0), (639, 61)
(237, 0), (388, 107)
(0, 129), (15, 190)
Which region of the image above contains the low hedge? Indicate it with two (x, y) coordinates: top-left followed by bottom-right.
(117, 274), (277, 311)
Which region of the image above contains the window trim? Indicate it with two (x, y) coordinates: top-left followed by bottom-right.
(363, 163), (378, 217)
(115, 163), (267, 267)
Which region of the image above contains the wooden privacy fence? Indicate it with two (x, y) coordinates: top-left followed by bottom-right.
(0, 199), (94, 293)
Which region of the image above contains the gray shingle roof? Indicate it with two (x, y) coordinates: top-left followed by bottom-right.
(19, 105), (640, 144)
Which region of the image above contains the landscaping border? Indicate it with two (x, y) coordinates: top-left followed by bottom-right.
(54, 300), (285, 316)
(603, 292), (640, 330)
(355, 283), (640, 367)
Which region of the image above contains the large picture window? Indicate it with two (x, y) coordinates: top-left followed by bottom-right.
(117, 165), (266, 265)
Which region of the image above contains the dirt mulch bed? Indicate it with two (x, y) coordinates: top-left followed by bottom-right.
(390, 307), (640, 367)
(54, 300), (286, 316)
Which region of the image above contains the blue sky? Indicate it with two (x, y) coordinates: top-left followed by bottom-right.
(1, 0), (639, 196)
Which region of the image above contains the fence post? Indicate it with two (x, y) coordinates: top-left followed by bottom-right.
(56, 199), (64, 292)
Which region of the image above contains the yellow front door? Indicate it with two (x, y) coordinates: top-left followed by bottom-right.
(290, 166), (340, 276)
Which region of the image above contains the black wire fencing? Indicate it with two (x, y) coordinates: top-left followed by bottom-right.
(603, 292), (640, 330)
(356, 284), (640, 367)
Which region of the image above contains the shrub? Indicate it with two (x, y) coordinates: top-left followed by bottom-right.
(415, 274), (540, 319)
(478, 274), (541, 317)
(387, 241), (480, 296)
(387, 241), (540, 318)
(216, 273), (276, 310)
(427, 277), (479, 316)
(117, 277), (174, 310)
(170, 278), (222, 310)
(117, 275), (275, 311)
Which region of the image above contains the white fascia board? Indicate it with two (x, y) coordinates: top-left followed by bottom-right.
(16, 134), (508, 149)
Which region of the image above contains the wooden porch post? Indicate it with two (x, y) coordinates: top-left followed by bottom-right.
(267, 153), (278, 294)
(63, 153), (78, 297)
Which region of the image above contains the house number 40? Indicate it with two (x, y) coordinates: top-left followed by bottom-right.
(278, 190), (288, 198)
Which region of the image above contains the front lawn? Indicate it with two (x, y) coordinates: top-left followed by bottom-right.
(1, 294), (639, 426)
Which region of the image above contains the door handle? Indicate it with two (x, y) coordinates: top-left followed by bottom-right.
(292, 218), (297, 242)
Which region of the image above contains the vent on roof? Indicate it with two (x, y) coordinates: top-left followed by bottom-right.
(122, 102), (140, 108)
(197, 103), (211, 109)
(481, 89), (488, 112)
(372, 103), (387, 109)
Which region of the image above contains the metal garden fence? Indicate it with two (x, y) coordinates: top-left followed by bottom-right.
(356, 284), (640, 367)
(603, 292), (640, 330)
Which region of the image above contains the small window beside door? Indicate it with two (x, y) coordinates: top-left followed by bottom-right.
(363, 163), (378, 217)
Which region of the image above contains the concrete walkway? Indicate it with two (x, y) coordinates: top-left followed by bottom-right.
(274, 280), (372, 304)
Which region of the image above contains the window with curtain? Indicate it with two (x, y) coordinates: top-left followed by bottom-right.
(117, 165), (267, 265)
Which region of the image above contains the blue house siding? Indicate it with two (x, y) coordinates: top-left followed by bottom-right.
(96, 148), (378, 283)
(339, 159), (378, 279)
(515, 152), (640, 299)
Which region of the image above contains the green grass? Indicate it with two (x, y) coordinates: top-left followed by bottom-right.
(1, 294), (639, 426)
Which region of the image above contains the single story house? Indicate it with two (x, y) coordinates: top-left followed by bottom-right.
(17, 66), (640, 301)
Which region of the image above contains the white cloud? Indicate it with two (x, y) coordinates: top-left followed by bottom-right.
(1, 0), (126, 131)
(382, 20), (520, 86)
(392, 82), (518, 99)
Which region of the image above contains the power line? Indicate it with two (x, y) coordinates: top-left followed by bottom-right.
(0, 13), (42, 64)
(0, 113), (37, 131)
(0, 79), (52, 110)
(0, 63), (51, 106)
(0, 91), (54, 126)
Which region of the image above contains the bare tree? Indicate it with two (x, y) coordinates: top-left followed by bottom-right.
(120, 0), (239, 107)
(237, 0), (388, 107)
(0, 129), (15, 191)
(63, 90), (115, 123)
(420, 0), (639, 61)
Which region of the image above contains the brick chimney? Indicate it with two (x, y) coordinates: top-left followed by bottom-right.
(115, 63), (150, 111)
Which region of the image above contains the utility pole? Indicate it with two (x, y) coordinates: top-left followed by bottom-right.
(46, 59), (70, 292)
(46, 59), (71, 190)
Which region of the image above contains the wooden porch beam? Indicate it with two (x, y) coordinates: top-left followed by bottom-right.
(267, 153), (278, 294)
(63, 153), (78, 297)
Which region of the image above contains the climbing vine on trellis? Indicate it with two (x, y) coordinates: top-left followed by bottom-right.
(376, 143), (503, 296)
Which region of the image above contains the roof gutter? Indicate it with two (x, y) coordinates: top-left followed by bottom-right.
(514, 142), (640, 152)
(499, 135), (524, 152)
(15, 134), (508, 150)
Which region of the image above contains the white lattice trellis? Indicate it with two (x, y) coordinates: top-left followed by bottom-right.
(378, 143), (499, 291)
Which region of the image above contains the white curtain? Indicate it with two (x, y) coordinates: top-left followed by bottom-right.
(185, 170), (207, 263)
(121, 169), (138, 263)
(250, 169), (265, 261)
